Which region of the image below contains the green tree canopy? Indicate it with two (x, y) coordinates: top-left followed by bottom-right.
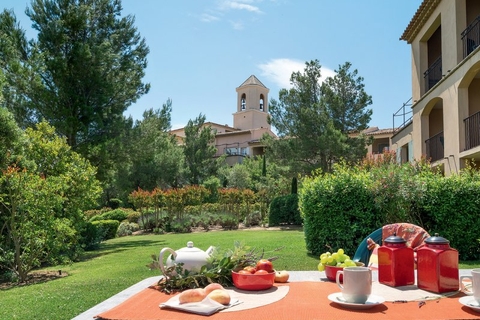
(0, 121), (102, 281)
(183, 114), (219, 185)
(267, 60), (372, 175)
(0, 81), (25, 168)
(125, 99), (184, 193)
(0, 1), (150, 185)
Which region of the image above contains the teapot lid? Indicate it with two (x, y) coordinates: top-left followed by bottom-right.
(384, 233), (406, 244)
(177, 241), (204, 253)
(425, 233), (450, 245)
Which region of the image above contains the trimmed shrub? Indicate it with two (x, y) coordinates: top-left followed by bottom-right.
(107, 198), (123, 209)
(116, 222), (140, 237)
(416, 171), (480, 260)
(301, 167), (378, 256)
(268, 194), (302, 226)
(90, 208), (129, 222)
(92, 220), (119, 240)
(81, 221), (105, 251)
(126, 210), (141, 223)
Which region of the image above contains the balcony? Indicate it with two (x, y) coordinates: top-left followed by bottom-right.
(461, 16), (480, 59)
(425, 131), (444, 162)
(423, 57), (442, 92)
(464, 111), (480, 150)
(393, 98), (413, 134)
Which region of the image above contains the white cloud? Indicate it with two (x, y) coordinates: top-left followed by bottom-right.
(198, 1), (263, 27)
(218, 0), (263, 13)
(228, 2), (262, 13)
(258, 58), (336, 89)
(200, 13), (220, 22)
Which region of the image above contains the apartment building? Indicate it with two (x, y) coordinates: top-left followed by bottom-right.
(392, 0), (480, 175)
(170, 75), (277, 166)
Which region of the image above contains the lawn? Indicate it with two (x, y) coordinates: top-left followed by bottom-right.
(1, 229), (478, 320)
(0, 229), (314, 320)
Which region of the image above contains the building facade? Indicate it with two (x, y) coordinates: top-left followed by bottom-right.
(392, 0), (480, 175)
(170, 75), (277, 166)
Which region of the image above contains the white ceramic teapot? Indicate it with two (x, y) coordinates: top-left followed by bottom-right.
(158, 241), (214, 276)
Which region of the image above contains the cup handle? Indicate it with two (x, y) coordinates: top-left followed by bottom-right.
(459, 275), (473, 295)
(336, 271), (344, 290)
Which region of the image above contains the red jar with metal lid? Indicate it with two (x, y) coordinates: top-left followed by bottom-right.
(378, 233), (415, 287)
(416, 233), (459, 293)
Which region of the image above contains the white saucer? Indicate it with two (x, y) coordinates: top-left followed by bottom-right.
(459, 296), (480, 313)
(328, 292), (385, 310)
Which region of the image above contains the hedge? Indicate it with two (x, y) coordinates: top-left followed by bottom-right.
(300, 161), (480, 260)
(268, 194), (302, 226)
(301, 168), (379, 256)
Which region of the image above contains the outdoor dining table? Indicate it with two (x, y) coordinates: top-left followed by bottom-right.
(73, 270), (479, 320)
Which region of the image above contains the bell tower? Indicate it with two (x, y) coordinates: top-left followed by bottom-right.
(233, 75), (270, 130)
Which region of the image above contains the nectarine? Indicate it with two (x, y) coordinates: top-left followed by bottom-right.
(204, 283), (225, 295)
(178, 288), (206, 304)
(207, 289), (231, 305)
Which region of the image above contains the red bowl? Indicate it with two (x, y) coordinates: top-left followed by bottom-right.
(324, 262), (365, 282)
(231, 271), (275, 290)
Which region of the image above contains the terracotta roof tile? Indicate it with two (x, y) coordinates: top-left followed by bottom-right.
(400, 0), (440, 43)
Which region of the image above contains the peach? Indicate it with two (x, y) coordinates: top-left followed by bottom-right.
(274, 270), (290, 283)
(178, 288), (207, 304)
(207, 289), (231, 305)
(204, 283), (225, 295)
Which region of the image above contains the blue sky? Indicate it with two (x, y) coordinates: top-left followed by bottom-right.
(3, 0), (421, 130)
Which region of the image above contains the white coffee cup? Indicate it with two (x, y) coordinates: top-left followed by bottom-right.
(336, 266), (372, 304)
(460, 268), (480, 303)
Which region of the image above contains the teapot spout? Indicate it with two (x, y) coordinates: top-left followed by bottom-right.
(206, 246), (215, 256)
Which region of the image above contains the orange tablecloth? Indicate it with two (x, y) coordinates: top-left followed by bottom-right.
(95, 282), (479, 320)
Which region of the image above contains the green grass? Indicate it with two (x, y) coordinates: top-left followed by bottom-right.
(0, 229), (478, 320)
(0, 229), (315, 320)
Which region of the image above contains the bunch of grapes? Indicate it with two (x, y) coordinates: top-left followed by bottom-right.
(317, 248), (356, 271)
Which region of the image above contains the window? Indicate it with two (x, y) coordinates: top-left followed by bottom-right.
(225, 148), (238, 155)
(260, 94), (264, 111)
(241, 94), (246, 110)
(378, 144), (389, 154)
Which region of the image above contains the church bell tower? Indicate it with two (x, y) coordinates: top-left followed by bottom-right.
(233, 75), (270, 130)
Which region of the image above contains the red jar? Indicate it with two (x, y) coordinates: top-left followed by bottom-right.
(378, 234), (415, 287)
(417, 233), (459, 293)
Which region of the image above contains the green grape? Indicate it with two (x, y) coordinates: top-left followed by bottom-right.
(317, 262), (325, 271)
(331, 252), (339, 261)
(320, 256), (328, 264)
(344, 259), (356, 267)
(320, 253), (328, 260)
(337, 253), (346, 263)
(337, 248), (344, 255)
(327, 257), (337, 266)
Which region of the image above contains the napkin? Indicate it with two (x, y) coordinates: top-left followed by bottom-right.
(160, 295), (242, 316)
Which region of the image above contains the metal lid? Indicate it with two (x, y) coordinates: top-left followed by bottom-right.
(384, 233), (407, 244)
(425, 233), (450, 245)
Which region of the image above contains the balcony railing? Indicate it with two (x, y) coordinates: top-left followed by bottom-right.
(393, 97), (413, 134)
(423, 57), (442, 92)
(425, 131), (444, 162)
(461, 15), (480, 58)
(464, 111), (480, 150)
